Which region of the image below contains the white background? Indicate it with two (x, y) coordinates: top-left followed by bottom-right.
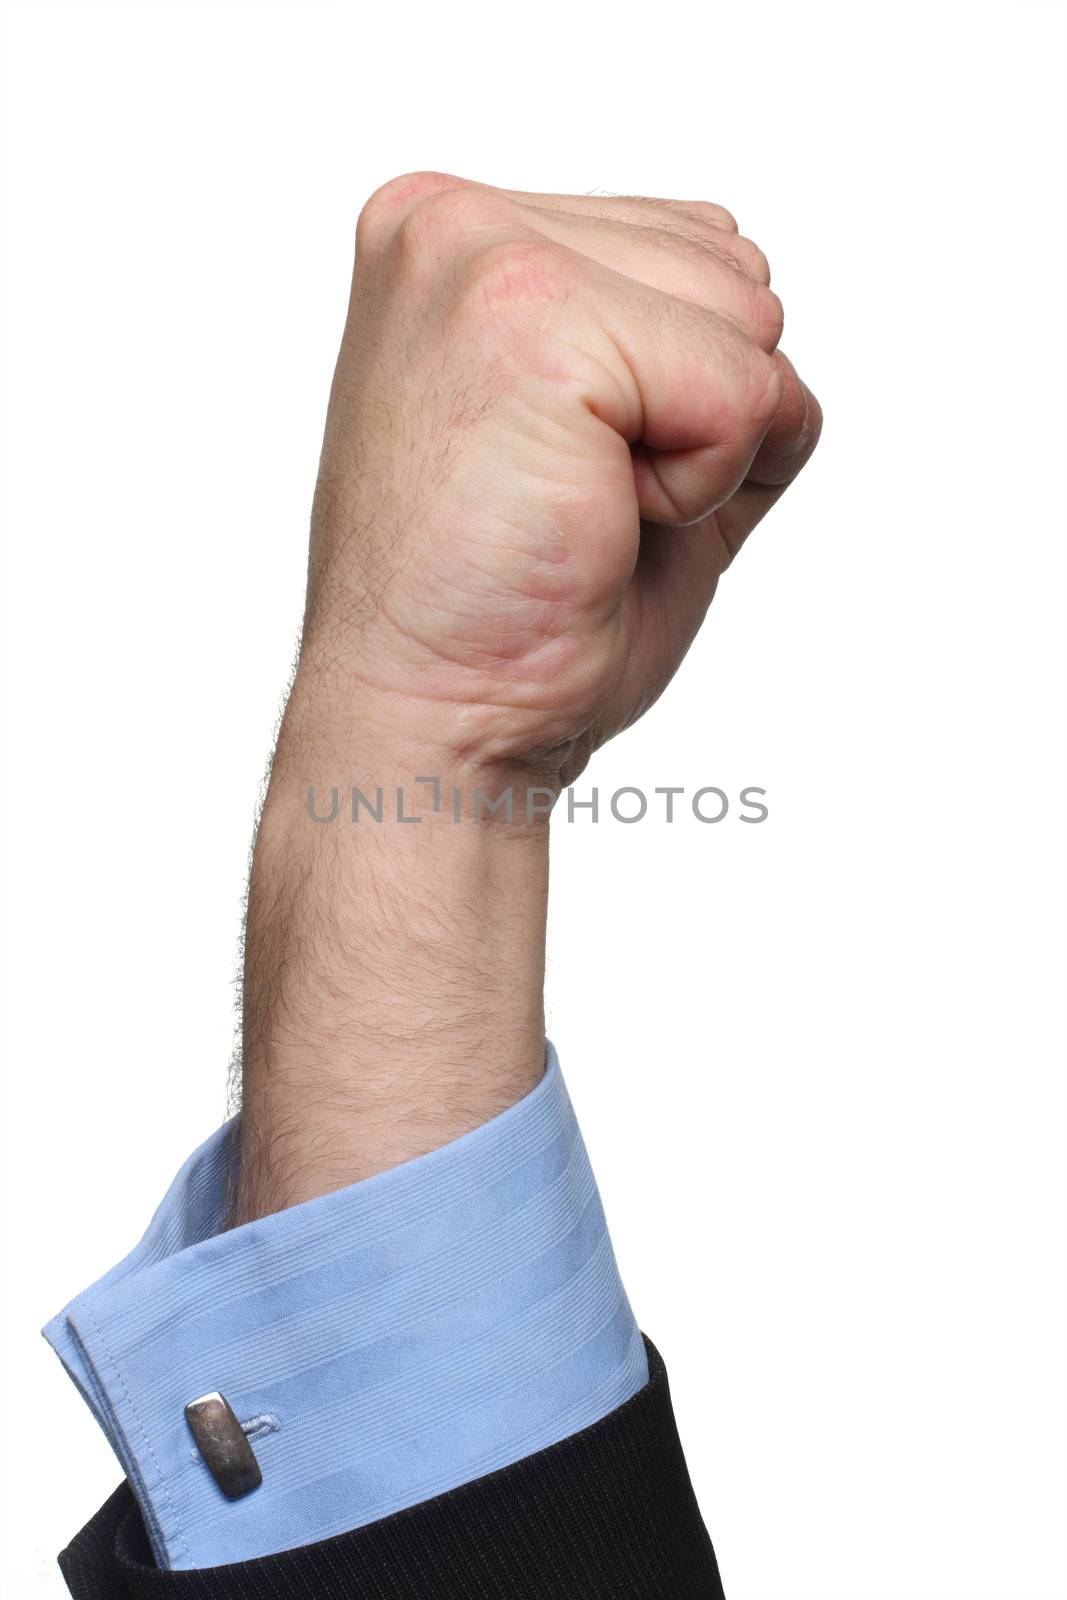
(2, 2), (1065, 1597)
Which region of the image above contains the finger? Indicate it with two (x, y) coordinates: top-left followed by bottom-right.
(629, 347), (819, 529)
(494, 186), (742, 238)
(491, 187), (773, 286)
(517, 205), (770, 286)
(580, 267), (786, 530)
(602, 368), (817, 730)
(617, 370), (821, 711)
(715, 378), (824, 559)
(503, 203), (782, 351)
(601, 365), (819, 722)
(747, 353), (823, 485)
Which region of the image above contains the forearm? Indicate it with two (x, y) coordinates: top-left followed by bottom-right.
(233, 665), (551, 1223)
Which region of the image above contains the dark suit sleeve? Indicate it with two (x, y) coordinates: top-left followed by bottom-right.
(57, 1340), (726, 1600)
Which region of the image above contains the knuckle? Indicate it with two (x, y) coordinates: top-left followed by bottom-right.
(720, 274), (784, 351)
(457, 237), (573, 318)
(394, 187), (504, 272)
(727, 347), (782, 433)
(756, 285), (785, 348)
(683, 199), (739, 233)
(731, 234), (772, 285)
(357, 171), (468, 252)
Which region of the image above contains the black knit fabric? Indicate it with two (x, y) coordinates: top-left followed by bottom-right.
(57, 1340), (725, 1599)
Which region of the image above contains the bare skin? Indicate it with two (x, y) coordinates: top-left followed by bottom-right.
(233, 173), (821, 1224)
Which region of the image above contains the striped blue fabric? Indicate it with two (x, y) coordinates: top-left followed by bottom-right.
(43, 1046), (648, 1571)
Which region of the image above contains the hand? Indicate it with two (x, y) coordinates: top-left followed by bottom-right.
(303, 172), (821, 786)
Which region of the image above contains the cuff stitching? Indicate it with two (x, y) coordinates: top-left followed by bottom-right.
(83, 1299), (190, 1567)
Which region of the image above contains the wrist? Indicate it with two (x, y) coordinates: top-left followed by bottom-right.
(273, 660), (567, 826)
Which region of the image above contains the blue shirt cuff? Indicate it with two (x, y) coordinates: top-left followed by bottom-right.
(43, 1044), (648, 1570)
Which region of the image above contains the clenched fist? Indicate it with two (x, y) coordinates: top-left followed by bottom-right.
(301, 172), (821, 786)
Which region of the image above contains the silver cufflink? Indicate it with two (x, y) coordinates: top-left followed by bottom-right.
(184, 1392), (263, 1500)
